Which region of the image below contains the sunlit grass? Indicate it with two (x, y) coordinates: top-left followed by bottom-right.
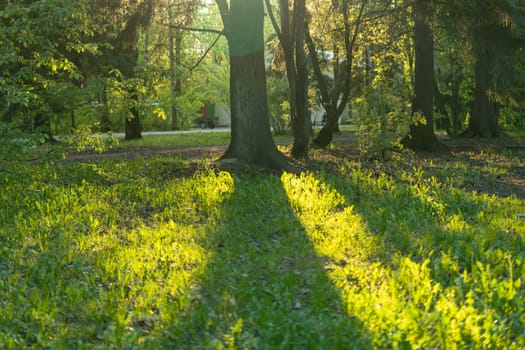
(283, 168), (524, 349)
(0, 153), (524, 348)
(115, 131), (292, 149)
(118, 132), (232, 148)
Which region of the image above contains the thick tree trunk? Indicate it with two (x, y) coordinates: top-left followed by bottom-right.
(221, 0), (288, 169)
(466, 37), (499, 138)
(119, 0), (155, 140)
(407, 0), (443, 151)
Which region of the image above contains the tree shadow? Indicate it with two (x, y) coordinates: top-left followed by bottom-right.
(316, 166), (525, 294)
(305, 169), (524, 347)
(160, 173), (372, 348)
(6, 161), (522, 348)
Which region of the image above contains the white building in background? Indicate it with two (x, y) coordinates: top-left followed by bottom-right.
(310, 103), (351, 126)
(212, 101), (350, 128)
(214, 105), (231, 126)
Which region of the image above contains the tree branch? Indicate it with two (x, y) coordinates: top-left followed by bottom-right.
(163, 24), (225, 36)
(188, 34), (222, 73)
(215, 0), (230, 37)
(264, 0), (284, 44)
(178, 33), (222, 79)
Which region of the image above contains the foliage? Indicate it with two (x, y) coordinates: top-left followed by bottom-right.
(1, 143), (524, 348)
(0, 122), (48, 164)
(354, 92), (421, 158)
(136, 1), (229, 131)
(267, 77), (291, 135)
(0, 0), (93, 127)
(500, 101), (525, 131)
(63, 122), (119, 153)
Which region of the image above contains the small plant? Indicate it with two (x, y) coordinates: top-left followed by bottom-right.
(354, 94), (413, 158)
(267, 77), (291, 135)
(64, 121), (119, 153)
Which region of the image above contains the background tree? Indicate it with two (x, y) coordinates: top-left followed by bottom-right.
(161, 0), (203, 130)
(306, 0), (365, 148)
(137, 0), (229, 131)
(405, 0), (444, 150)
(0, 0), (91, 136)
(265, 0), (311, 159)
(438, 0), (525, 138)
(76, 0), (156, 139)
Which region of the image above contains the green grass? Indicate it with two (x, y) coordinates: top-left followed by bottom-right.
(118, 132), (232, 148)
(1, 152), (524, 348)
(508, 129), (525, 137)
(116, 131), (292, 149)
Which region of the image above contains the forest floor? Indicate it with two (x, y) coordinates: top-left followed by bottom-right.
(3, 130), (524, 348)
(64, 130), (525, 199)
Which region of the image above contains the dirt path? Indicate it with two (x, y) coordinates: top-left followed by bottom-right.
(64, 145), (227, 163)
(62, 132), (525, 199)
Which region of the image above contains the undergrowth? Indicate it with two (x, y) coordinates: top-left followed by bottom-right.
(0, 152), (523, 349)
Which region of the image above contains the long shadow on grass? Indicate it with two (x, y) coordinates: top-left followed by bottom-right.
(162, 173), (371, 348)
(311, 169), (525, 347)
(318, 168), (525, 285)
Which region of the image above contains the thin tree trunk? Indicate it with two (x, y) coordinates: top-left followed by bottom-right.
(449, 50), (462, 135)
(290, 0), (311, 159)
(125, 92), (142, 140)
(406, 0), (443, 150)
(100, 87), (111, 132)
(434, 76), (451, 134)
(266, 0), (310, 158)
(70, 110), (76, 132)
(168, 3), (181, 130)
(143, 30), (149, 66)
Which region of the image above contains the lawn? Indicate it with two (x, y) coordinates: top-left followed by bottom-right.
(119, 131), (232, 148)
(0, 134), (524, 349)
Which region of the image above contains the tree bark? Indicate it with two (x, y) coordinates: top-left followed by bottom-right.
(406, 0), (443, 151)
(119, 0), (155, 140)
(168, 3), (182, 130)
(99, 86), (111, 132)
(122, 51), (143, 140)
(220, 0), (289, 169)
(125, 92), (142, 140)
(266, 0), (310, 158)
(290, 0), (311, 159)
(466, 35), (499, 138)
(449, 50), (463, 135)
